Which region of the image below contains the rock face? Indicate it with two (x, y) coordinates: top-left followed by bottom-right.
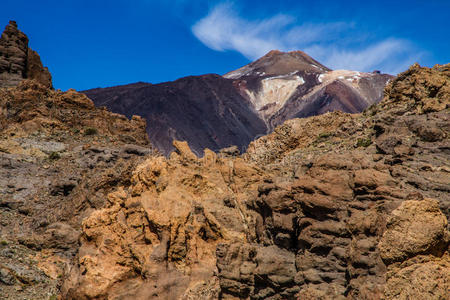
(83, 50), (391, 155)
(380, 199), (449, 299)
(0, 21), (52, 88)
(60, 63), (448, 299)
(1, 24), (449, 300)
(0, 79), (156, 299)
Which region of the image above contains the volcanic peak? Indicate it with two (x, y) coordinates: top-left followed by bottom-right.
(224, 49), (330, 79)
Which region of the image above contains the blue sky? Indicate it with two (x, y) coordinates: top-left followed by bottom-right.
(1, 0), (449, 90)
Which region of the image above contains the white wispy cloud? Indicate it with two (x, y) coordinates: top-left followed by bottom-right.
(192, 3), (291, 59)
(191, 3), (421, 74)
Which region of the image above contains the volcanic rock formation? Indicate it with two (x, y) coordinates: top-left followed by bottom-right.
(0, 21), (52, 88)
(61, 63), (448, 299)
(84, 50), (392, 155)
(1, 22), (449, 300)
(0, 79), (156, 299)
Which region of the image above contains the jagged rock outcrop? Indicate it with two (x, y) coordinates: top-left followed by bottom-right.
(83, 50), (391, 155)
(0, 21), (52, 88)
(62, 142), (259, 299)
(61, 63), (448, 299)
(0, 79), (155, 299)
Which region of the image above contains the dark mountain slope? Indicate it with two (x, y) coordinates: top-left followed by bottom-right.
(84, 50), (391, 155)
(85, 74), (267, 155)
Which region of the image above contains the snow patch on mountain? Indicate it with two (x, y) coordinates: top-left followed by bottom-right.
(245, 75), (305, 120)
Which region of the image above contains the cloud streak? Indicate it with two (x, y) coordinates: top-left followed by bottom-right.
(192, 3), (421, 74)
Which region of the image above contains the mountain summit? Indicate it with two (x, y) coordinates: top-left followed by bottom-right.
(224, 50), (330, 79)
(84, 50), (392, 154)
(225, 50), (392, 128)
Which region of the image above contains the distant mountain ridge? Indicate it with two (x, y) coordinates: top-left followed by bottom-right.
(85, 74), (267, 156)
(83, 50), (393, 155)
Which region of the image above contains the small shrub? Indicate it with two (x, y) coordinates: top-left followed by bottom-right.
(48, 152), (61, 160)
(0, 240), (8, 246)
(364, 103), (378, 116)
(318, 132), (332, 139)
(356, 138), (372, 148)
(84, 127), (98, 136)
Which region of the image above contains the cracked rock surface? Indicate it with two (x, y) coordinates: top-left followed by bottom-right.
(0, 21), (449, 299)
(0, 80), (155, 299)
(61, 64), (448, 299)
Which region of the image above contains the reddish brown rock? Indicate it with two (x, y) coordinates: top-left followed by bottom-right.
(62, 142), (263, 299)
(0, 79), (155, 299)
(379, 199), (448, 264)
(379, 199), (449, 299)
(26, 48), (52, 88)
(1, 24), (449, 300)
(0, 21), (52, 88)
(383, 255), (450, 300)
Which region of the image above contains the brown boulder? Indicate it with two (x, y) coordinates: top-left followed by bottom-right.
(379, 199), (448, 265)
(384, 255), (450, 300)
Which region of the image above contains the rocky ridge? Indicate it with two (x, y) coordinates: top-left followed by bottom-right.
(61, 63), (449, 299)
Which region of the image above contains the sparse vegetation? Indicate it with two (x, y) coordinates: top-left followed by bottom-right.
(48, 152), (61, 160)
(0, 240), (8, 246)
(356, 137), (372, 148)
(312, 132), (333, 147)
(84, 127), (98, 136)
(364, 103), (378, 116)
(318, 132), (332, 139)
